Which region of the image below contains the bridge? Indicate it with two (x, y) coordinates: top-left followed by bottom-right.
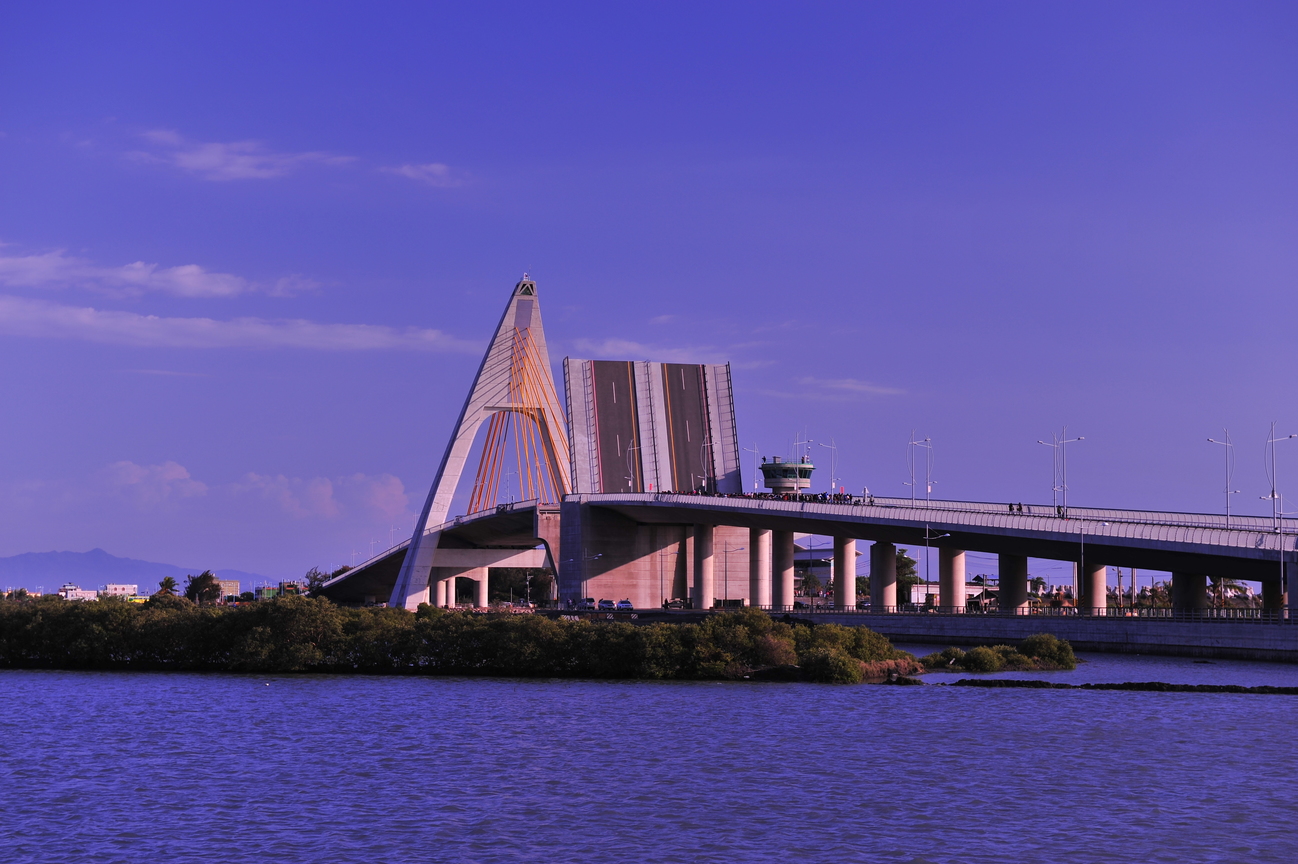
(320, 276), (1297, 628)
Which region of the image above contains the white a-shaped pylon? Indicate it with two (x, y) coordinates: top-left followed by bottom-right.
(388, 276), (570, 609)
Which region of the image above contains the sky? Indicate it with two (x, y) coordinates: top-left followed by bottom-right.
(2, 2), (1298, 579)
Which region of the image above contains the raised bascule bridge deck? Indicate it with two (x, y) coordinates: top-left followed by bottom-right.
(319, 276), (1298, 661)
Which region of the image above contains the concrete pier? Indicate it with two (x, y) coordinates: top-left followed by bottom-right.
(939, 548), (966, 613)
(1172, 572), (1208, 612)
(871, 542), (897, 609)
(773, 530), (795, 610)
(1082, 563), (1108, 616)
(472, 567), (489, 608)
(694, 524), (715, 610)
(435, 578), (446, 608)
(999, 553), (1029, 612)
(750, 528), (771, 608)
(834, 537), (856, 610)
(1263, 579), (1284, 612)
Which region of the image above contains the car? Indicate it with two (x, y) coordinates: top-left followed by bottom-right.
(575, 597), (596, 610)
(663, 598), (686, 609)
(597, 599), (616, 610)
(615, 599), (634, 610)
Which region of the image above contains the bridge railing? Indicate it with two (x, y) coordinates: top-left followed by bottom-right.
(577, 492), (1293, 553)
(740, 605), (1291, 623)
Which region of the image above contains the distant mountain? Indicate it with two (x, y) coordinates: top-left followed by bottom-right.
(0, 548), (272, 594)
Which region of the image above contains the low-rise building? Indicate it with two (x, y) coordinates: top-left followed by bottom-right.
(103, 583), (138, 597)
(218, 579), (240, 600)
(58, 583), (99, 601)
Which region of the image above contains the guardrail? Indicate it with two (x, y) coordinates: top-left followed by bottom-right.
(574, 492), (1294, 555)
(740, 605), (1292, 623)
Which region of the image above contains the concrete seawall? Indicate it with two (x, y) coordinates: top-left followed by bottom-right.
(539, 609), (1298, 662)
(793, 614), (1298, 663)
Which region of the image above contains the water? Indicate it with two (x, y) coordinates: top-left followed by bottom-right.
(1, 663), (1295, 863)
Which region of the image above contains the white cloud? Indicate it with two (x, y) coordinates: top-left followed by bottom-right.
(131, 129), (353, 181)
(233, 471), (410, 521)
(0, 249), (253, 297)
(236, 474), (340, 519)
(754, 377), (905, 402)
(0, 295), (478, 352)
(382, 162), (465, 187)
(569, 337), (728, 364)
(99, 461), (208, 506)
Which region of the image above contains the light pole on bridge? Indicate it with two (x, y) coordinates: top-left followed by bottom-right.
(1038, 427), (1083, 518)
(1207, 430), (1240, 528)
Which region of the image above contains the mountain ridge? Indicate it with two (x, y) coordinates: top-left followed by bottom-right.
(0, 548), (274, 593)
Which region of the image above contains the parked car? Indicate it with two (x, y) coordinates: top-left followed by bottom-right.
(664, 598), (686, 609)
(597, 599), (616, 610)
(615, 599), (634, 610)
(575, 597), (596, 610)
(793, 600), (810, 609)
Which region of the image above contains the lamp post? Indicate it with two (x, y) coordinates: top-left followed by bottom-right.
(1038, 427), (1084, 517)
(1261, 423), (1297, 598)
(742, 443), (761, 493)
(818, 439), (839, 495)
(563, 549), (603, 605)
(906, 432), (933, 507)
(1208, 430), (1240, 527)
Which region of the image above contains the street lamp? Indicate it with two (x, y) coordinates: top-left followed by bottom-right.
(1207, 430), (1240, 527)
(818, 439), (839, 495)
(563, 549), (603, 605)
(742, 443), (761, 493)
(1038, 427), (1084, 517)
(1261, 422), (1297, 597)
(905, 432), (933, 507)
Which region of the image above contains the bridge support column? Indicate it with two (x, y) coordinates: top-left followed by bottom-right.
(939, 548), (965, 613)
(694, 524), (714, 610)
(1082, 563), (1107, 616)
(435, 578), (446, 608)
(999, 554), (1029, 613)
(1172, 572), (1207, 613)
(445, 576), (458, 608)
(750, 528), (772, 608)
(870, 542), (896, 610)
(773, 530), (795, 610)
(834, 537), (856, 610)
(470, 568), (489, 609)
(1262, 579), (1284, 613)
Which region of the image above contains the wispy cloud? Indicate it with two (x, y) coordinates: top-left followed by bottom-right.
(381, 162), (466, 187)
(0, 295), (478, 352)
(755, 376), (905, 402)
(129, 129), (353, 181)
(570, 337), (729, 364)
(0, 248), (318, 298)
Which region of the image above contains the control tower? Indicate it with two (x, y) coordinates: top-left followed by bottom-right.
(759, 456), (814, 494)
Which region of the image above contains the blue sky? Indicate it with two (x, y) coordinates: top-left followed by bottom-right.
(2, 2), (1297, 577)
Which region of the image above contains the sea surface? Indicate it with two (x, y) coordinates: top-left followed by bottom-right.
(2, 654), (1296, 863)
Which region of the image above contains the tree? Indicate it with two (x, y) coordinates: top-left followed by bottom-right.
(1209, 576), (1248, 608)
(895, 549), (920, 605)
(800, 573), (822, 597)
(183, 571), (222, 604)
(305, 567), (330, 597)
(155, 576), (178, 597)
(1029, 576), (1047, 596)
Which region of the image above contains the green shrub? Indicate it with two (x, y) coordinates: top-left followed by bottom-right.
(959, 646), (1005, 673)
(920, 646), (965, 670)
(800, 648), (865, 684)
(1019, 633), (1077, 670)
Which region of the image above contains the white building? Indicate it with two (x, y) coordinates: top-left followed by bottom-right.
(103, 584), (138, 597)
(58, 583), (99, 601)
